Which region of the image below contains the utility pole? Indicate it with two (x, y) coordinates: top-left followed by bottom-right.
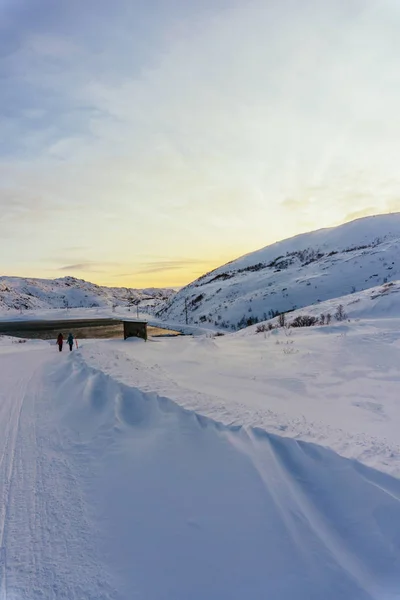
(132, 298), (140, 319)
(184, 297), (188, 325)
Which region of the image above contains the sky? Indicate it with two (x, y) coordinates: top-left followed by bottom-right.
(1, 0), (400, 288)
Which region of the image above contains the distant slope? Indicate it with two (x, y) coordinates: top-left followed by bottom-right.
(156, 213), (400, 329)
(0, 276), (175, 311)
(238, 279), (400, 336)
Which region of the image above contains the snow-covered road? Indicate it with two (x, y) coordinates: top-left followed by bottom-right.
(0, 350), (42, 599)
(0, 346), (118, 599)
(0, 330), (400, 599)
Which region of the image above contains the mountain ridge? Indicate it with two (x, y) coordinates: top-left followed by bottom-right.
(156, 213), (400, 329)
(0, 275), (174, 312)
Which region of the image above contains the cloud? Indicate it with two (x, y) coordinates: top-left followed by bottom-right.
(344, 207), (380, 223)
(56, 260), (125, 274)
(281, 198), (310, 210)
(386, 198), (400, 213)
(3, 0), (400, 285)
(136, 259), (209, 275)
(58, 263), (96, 272)
(0, 187), (63, 234)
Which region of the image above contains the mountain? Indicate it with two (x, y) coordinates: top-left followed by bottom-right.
(156, 213), (400, 330)
(0, 276), (175, 312)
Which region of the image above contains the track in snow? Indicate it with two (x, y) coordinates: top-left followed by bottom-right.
(0, 354), (39, 600)
(0, 349), (118, 600)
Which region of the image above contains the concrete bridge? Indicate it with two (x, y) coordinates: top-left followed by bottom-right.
(0, 318), (180, 341)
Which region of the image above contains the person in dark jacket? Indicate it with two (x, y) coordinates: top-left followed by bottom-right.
(57, 333), (63, 352)
(67, 332), (74, 351)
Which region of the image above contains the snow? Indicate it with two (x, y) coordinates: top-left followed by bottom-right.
(237, 280), (400, 330)
(81, 318), (400, 477)
(157, 213), (400, 329)
(0, 310), (400, 598)
(3, 213), (400, 336)
(0, 275), (174, 313)
(1, 213), (400, 597)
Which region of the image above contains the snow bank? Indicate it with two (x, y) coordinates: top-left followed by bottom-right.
(80, 321), (400, 476)
(0, 335), (49, 353)
(51, 354), (400, 599)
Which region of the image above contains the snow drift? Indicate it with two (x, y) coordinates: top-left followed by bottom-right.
(50, 354), (400, 600)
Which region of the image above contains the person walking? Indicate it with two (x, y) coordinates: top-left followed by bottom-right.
(67, 332), (74, 352)
(57, 333), (63, 352)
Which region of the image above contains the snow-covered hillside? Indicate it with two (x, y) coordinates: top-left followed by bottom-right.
(157, 213), (400, 330)
(236, 279), (400, 333)
(0, 275), (175, 312)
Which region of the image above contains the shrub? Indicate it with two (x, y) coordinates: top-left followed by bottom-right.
(191, 294), (204, 306)
(335, 304), (347, 321)
(278, 313), (286, 328)
(247, 316), (259, 327)
(236, 315), (257, 329)
(291, 315), (319, 328)
(255, 323), (275, 333)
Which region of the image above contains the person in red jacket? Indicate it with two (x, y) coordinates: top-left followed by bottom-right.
(57, 333), (63, 352)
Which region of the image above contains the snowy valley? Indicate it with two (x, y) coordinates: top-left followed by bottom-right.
(1, 303), (400, 599)
(4, 0), (400, 595)
(1, 213), (400, 599)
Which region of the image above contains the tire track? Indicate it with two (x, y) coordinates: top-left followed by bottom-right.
(0, 352), (119, 600)
(0, 375), (32, 600)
